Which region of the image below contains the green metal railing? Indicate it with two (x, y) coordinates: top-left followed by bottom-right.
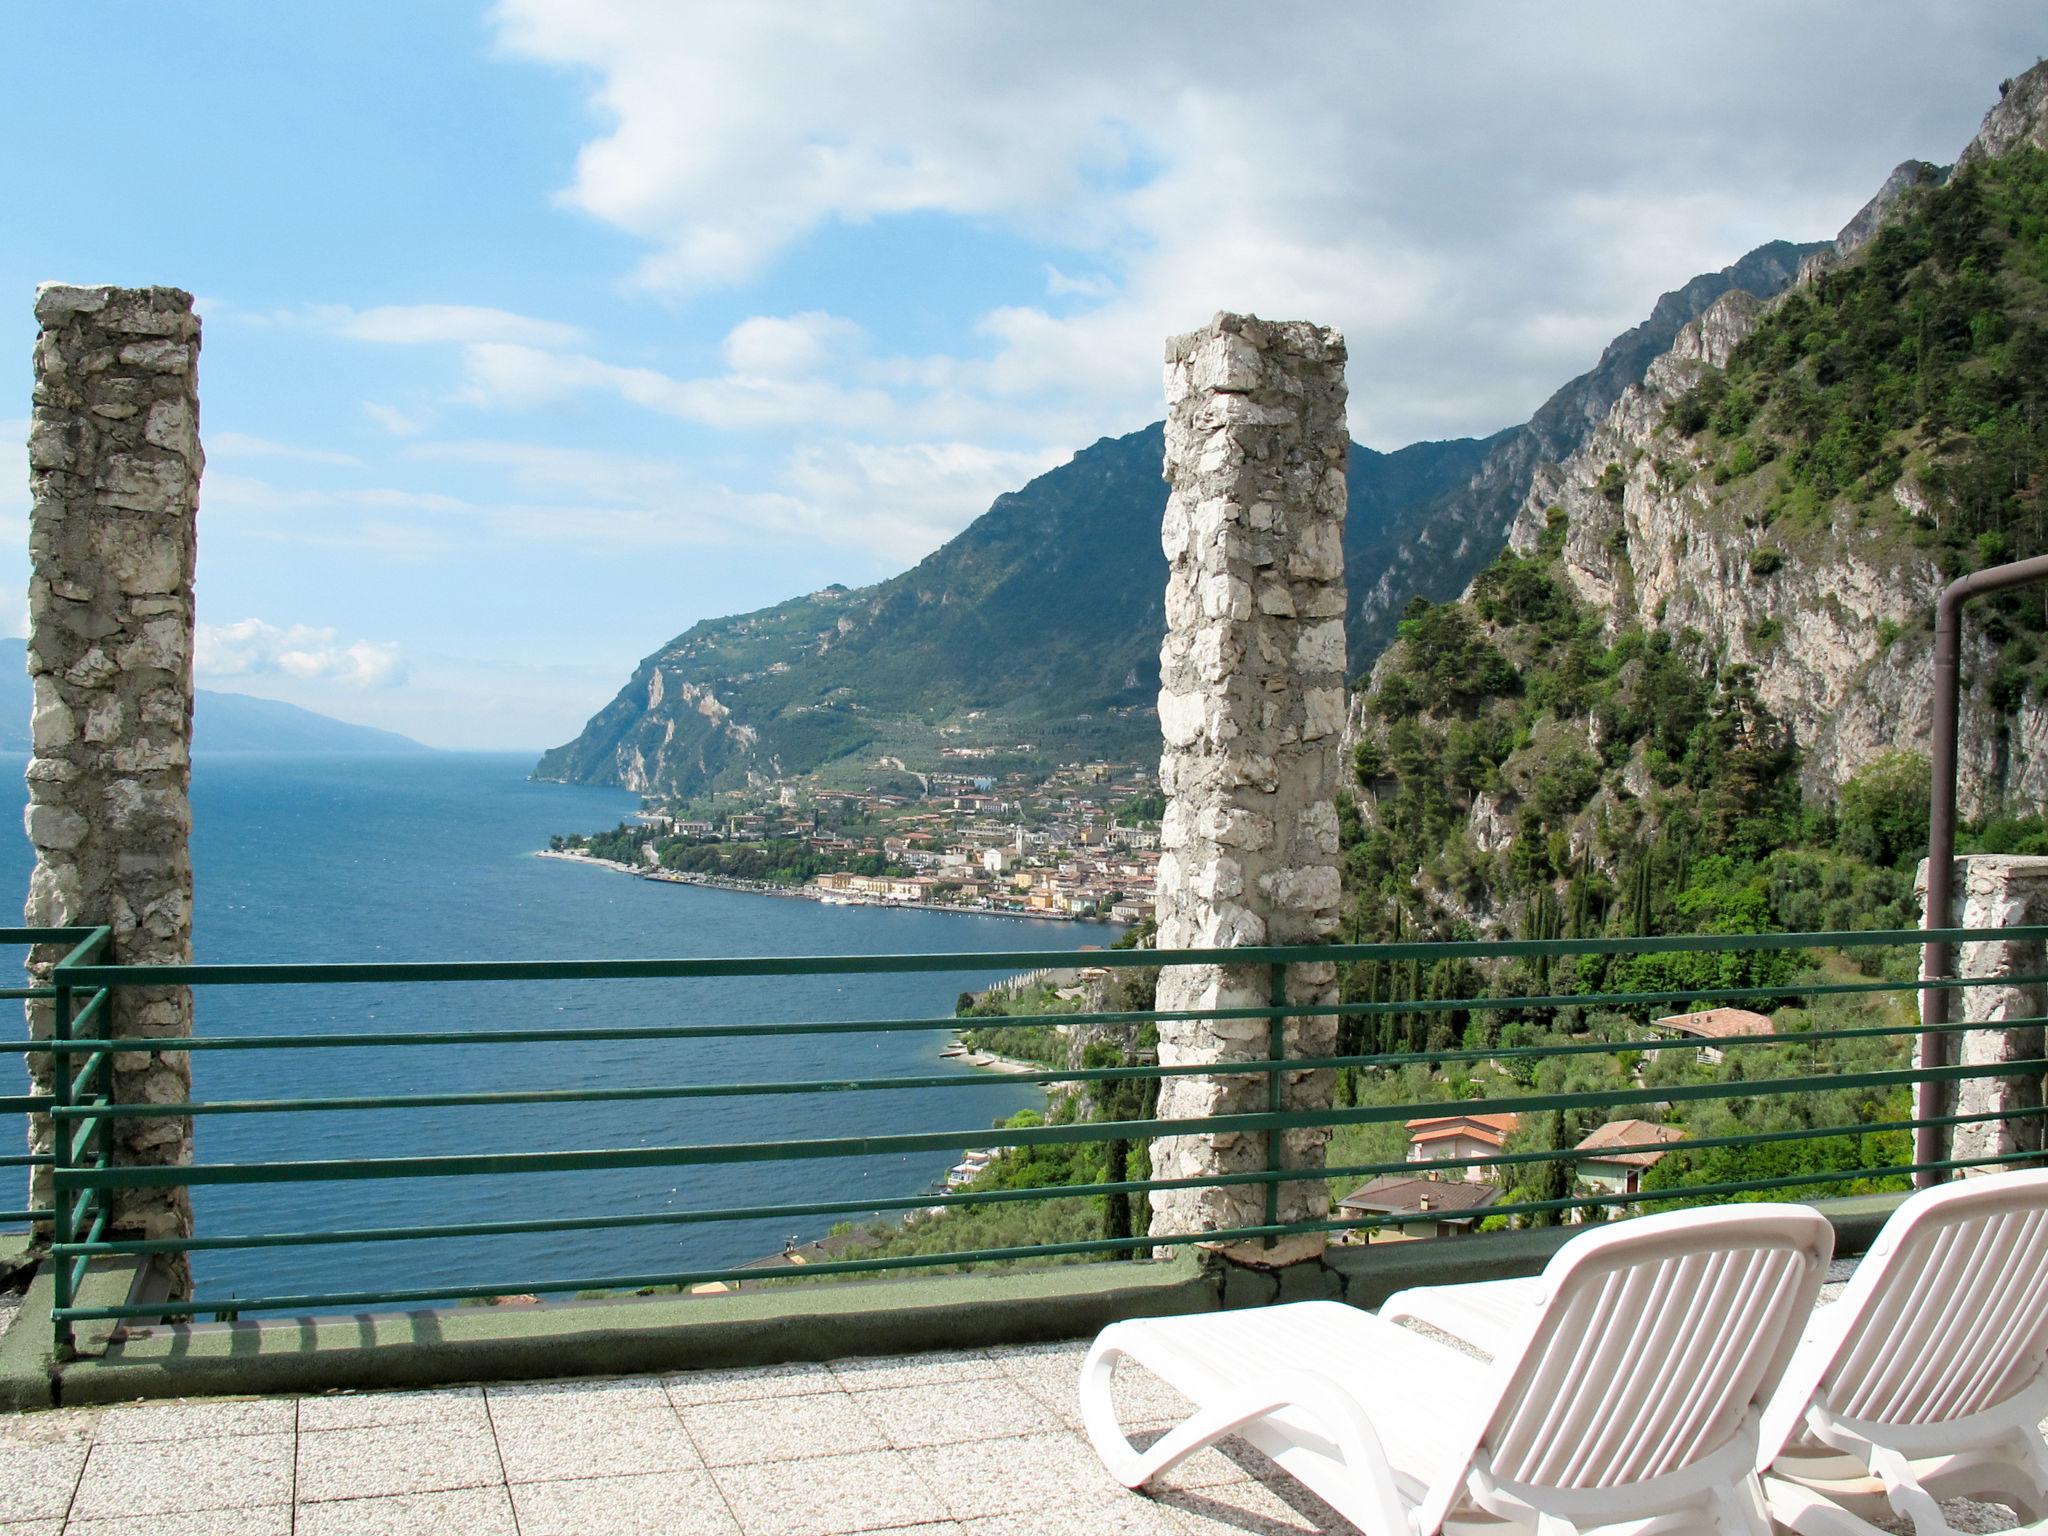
(34, 924), (2048, 1356)
(0, 926), (114, 1346)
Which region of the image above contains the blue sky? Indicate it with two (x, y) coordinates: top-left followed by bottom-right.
(1, 4), (2041, 749)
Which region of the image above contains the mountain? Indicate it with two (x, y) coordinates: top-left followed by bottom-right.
(534, 426), (1496, 794)
(189, 692), (431, 755)
(540, 244), (1822, 797)
(1343, 61), (2048, 943)
(1349, 239), (1824, 661)
(0, 639), (431, 754)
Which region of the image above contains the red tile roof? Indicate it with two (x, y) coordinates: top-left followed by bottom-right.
(1574, 1118), (1685, 1168)
(1651, 1007), (1774, 1041)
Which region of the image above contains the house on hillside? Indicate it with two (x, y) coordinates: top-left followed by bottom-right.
(1404, 1112), (1519, 1181)
(1337, 1176), (1499, 1240)
(1651, 1007), (1774, 1065)
(1573, 1119), (1686, 1199)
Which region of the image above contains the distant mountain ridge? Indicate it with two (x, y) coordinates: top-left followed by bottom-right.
(0, 640), (430, 754)
(539, 240), (1827, 798)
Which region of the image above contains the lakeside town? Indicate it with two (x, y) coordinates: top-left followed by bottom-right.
(544, 757), (1164, 925)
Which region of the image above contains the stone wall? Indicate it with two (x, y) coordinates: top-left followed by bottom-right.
(1149, 313), (1348, 1266)
(1918, 855), (2048, 1167)
(23, 284), (200, 1259)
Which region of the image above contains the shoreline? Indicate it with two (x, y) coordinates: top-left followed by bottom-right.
(940, 1041), (1049, 1076)
(533, 849), (1121, 926)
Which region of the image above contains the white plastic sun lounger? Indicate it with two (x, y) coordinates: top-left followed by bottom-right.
(1379, 1169), (2048, 1536)
(1080, 1203), (1832, 1536)
(1756, 1168), (2048, 1536)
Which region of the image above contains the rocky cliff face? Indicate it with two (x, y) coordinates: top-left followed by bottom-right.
(1351, 240), (1824, 659)
(1476, 61), (2048, 818)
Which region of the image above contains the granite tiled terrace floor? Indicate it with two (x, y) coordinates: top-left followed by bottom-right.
(0, 1342), (1357, 1536)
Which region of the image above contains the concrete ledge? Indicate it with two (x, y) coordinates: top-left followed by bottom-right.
(10, 1190), (1913, 1410)
(0, 1254), (142, 1411)
(56, 1255), (1218, 1407)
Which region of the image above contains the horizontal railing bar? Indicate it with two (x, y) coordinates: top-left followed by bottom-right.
(53, 1014), (2042, 1121)
(34, 971), (2042, 1058)
(0, 989), (55, 1002)
(0, 1209), (52, 1223)
(55, 1146), (2037, 1323)
(57, 1106), (2036, 1259)
(0, 1155), (52, 1169)
(48, 926), (2048, 991)
(0, 926), (105, 946)
(54, 1055), (2046, 1191)
(0, 1096), (51, 1115)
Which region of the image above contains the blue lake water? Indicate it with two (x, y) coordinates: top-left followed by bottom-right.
(0, 753), (1110, 1306)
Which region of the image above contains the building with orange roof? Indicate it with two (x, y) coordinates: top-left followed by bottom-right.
(1403, 1111), (1520, 1182)
(1651, 1006), (1775, 1064)
(1573, 1118), (1686, 1197)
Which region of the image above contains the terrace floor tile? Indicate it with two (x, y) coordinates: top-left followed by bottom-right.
(492, 1410), (703, 1484)
(826, 1349), (1003, 1392)
(712, 1448), (950, 1536)
(292, 1486), (520, 1536)
(293, 1421), (504, 1503)
(1154, 1476), (1353, 1535)
(91, 1397), (297, 1444)
(68, 1435), (293, 1521)
(0, 1441), (88, 1523)
(682, 1390), (890, 1468)
(64, 1507), (293, 1536)
(510, 1469), (743, 1535)
(297, 1385), (492, 1435)
(663, 1362), (841, 1407)
(851, 1376), (1064, 1449)
(485, 1374), (674, 1422)
(904, 1430), (1128, 1521)
(963, 1497), (1184, 1536)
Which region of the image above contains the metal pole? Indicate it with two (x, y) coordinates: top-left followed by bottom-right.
(1917, 553), (2048, 1187)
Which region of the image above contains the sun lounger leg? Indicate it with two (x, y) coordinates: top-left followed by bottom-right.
(1764, 1477), (1898, 1536)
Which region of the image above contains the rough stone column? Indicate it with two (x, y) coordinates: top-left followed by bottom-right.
(23, 285), (200, 1261)
(1915, 855), (2048, 1169)
(1149, 313), (1348, 1267)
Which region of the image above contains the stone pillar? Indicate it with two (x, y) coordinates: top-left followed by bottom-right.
(1918, 855), (2048, 1170)
(24, 285), (200, 1262)
(1150, 313), (1348, 1267)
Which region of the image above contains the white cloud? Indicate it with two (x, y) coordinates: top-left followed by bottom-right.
(197, 619), (409, 689)
(451, 333), (900, 433)
(208, 432), (363, 467)
(203, 473), (472, 519)
(307, 303), (584, 349)
(491, 1), (2037, 446)
(780, 439), (1068, 563)
(1045, 266), (1114, 300)
(363, 402), (426, 437)
(723, 312), (862, 377)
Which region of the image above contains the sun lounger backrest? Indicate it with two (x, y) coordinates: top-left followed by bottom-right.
(1466, 1205), (1830, 1507)
(1812, 1169), (2048, 1433)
